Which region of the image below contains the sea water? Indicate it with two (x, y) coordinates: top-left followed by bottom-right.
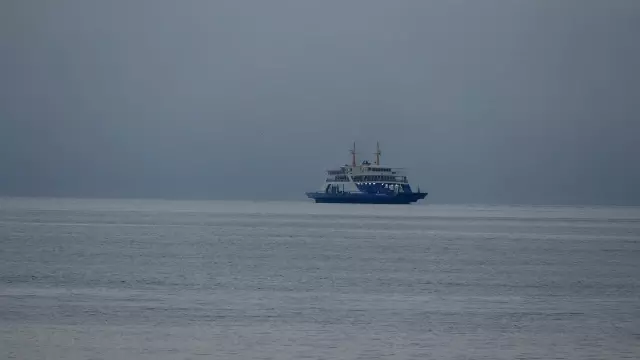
(1, 198), (639, 359)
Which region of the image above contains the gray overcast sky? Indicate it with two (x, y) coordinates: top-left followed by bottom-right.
(1, 0), (639, 204)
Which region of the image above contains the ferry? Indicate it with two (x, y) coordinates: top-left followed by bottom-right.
(306, 142), (428, 204)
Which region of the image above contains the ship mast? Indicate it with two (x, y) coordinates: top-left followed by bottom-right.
(374, 141), (381, 165)
(350, 142), (357, 166)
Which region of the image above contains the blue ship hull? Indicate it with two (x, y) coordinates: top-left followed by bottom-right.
(306, 192), (427, 204)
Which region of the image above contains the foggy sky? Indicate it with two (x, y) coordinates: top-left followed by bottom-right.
(2, 0), (639, 205)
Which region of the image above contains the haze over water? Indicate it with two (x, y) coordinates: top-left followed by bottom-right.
(3, 1), (640, 358)
(3, 1), (640, 205)
(1, 198), (639, 359)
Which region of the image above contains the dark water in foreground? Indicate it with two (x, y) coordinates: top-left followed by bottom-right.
(1, 198), (639, 359)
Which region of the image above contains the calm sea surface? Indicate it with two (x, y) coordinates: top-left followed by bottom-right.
(1, 198), (639, 359)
